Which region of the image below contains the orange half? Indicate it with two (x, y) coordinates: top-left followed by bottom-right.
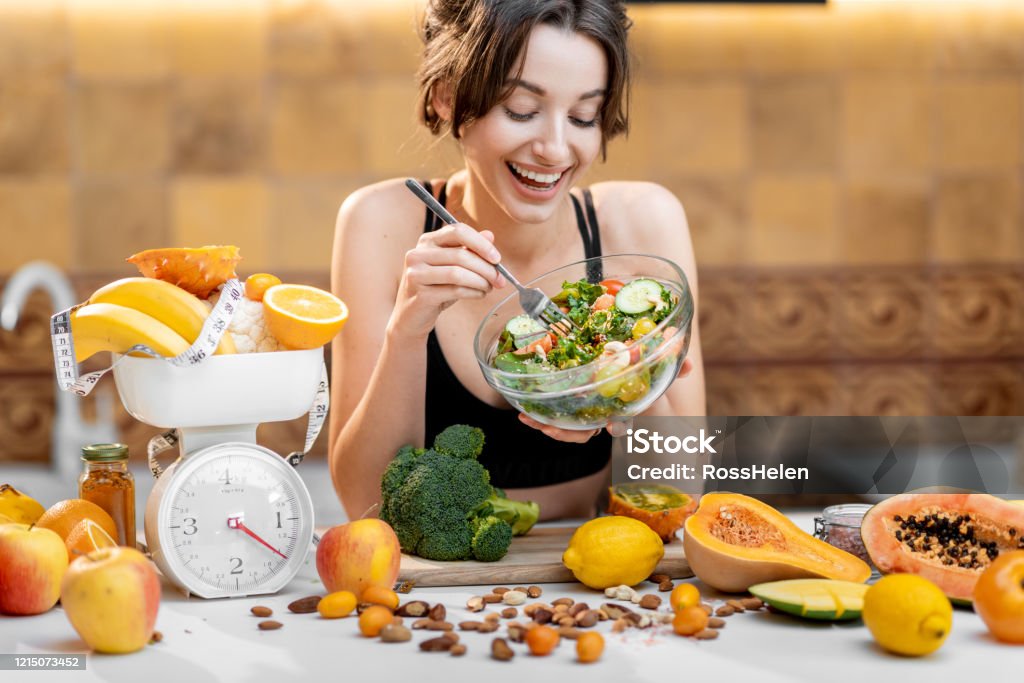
(36, 499), (118, 542)
(263, 284), (348, 350)
(65, 518), (118, 561)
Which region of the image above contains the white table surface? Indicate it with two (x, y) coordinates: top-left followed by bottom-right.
(2, 459), (1021, 683)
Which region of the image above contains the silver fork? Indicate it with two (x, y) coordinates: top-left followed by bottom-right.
(405, 179), (577, 339)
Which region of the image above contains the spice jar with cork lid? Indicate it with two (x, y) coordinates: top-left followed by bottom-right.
(78, 443), (136, 548)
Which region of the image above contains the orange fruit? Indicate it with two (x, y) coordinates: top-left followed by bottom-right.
(670, 583), (701, 612)
(974, 550), (1024, 644)
(672, 606), (709, 636)
(36, 499), (118, 543)
(575, 631), (604, 663)
(317, 591), (357, 619)
(244, 273), (282, 302)
(358, 605), (393, 637)
(525, 625), (560, 656)
(262, 284), (348, 350)
(360, 585), (399, 611)
(65, 518), (118, 561)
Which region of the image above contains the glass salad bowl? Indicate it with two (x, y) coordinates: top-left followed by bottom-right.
(474, 254), (694, 430)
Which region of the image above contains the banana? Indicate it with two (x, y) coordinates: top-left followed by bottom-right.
(88, 277), (235, 355)
(0, 484), (45, 524)
(70, 302), (191, 363)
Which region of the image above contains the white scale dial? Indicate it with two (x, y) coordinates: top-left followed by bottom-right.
(147, 442), (314, 599)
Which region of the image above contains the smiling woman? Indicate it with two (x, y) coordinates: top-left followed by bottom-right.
(328, 0), (706, 521)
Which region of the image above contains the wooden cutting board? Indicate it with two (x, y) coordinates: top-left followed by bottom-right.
(397, 526), (691, 587)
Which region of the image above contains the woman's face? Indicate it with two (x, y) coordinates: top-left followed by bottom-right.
(459, 24), (607, 225)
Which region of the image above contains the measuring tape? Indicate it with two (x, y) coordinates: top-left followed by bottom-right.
(49, 277), (329, 473)
(50, 279), (245, 396)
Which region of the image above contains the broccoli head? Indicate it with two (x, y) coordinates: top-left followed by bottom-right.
(415, 508), (473, 561)
(397, 452), (492, 527)
(379, 444), (426, 548)
(378, 425), (538, 562)
(432, 424), (485, 460)
(471, 516), (513, 562)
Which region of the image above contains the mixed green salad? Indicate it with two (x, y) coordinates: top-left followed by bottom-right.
(488, 276), (684, 421)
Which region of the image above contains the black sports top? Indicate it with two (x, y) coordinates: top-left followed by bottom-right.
(422, 181), (612, 488)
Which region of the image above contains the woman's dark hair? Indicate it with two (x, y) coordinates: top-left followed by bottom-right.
(417, 0), (632, 158)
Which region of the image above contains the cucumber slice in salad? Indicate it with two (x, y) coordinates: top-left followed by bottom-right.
(614, 278), (665, 315)
(504, 314), (547, 349)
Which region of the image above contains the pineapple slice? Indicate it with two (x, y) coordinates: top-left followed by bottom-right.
(127, 245), (242, 299)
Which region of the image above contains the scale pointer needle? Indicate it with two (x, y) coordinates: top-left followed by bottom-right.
(227, 517), (288, 559)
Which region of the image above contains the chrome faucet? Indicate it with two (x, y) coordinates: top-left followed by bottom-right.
(1, 261), (120, 480)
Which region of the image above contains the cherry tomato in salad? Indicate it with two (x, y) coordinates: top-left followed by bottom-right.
(513, 333), (554, 356)
(631, 317), (656, 340)
(600, 279), (625, 296)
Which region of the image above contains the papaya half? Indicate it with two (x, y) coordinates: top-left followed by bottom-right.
(860, 493), (1024, 603)
(682, 493), (871, 593)
(606, 483), (697, 542)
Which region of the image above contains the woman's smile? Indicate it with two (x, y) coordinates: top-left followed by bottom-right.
(505, 160), (571, 198)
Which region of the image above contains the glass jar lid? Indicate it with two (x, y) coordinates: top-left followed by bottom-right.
(81, 443), (129, 462)
(821, 503), (872, 528)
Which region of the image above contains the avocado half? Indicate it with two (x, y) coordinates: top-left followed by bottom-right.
(749, 579), (869, 621)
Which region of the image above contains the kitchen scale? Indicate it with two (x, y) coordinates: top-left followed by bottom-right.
(112, 349), (325, 599)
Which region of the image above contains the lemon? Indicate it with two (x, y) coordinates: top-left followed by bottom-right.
(862, 574), (952, 656)
(562, 516), (665, 589)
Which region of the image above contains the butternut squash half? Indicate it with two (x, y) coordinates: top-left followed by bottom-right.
(682, 493), (871, 592)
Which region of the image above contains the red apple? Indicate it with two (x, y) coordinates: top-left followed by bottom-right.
(316, 519), (400, 598)
(0, 523), (69, 615)
(60, 547), (160, 653)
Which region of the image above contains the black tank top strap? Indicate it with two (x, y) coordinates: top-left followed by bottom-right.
(582, 189), (602, 260)
(420, 180), (434, 233)
(572, 189), (604, 282)
(421, 180), (449, 233)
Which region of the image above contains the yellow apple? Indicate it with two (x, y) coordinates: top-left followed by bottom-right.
(61, 547), (160, 654)
(0, 523), (69, 615)
(315, 519), (401, 597)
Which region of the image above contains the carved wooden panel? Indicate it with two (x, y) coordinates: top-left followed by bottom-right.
(748, 273), (836, 361)
(932, 270), (1023, 359)
(0, 291), (56, 373)
(749, 365), (840, 415)
(694, 274), (747, 362)
(1, 267), (1021, 465)
(836, 270), (927, 360)
(838, 364), (934, 416)
(0, 375), (53, 462)
(933, 362), (1024, 416)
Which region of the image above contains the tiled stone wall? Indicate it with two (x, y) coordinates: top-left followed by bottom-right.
(1, 0), (1022, 463)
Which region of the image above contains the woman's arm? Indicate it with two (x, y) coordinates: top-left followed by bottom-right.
(328, 181), (504, 519)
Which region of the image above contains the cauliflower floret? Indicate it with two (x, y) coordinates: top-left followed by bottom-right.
(206, 290), (281, 353)
(229, 299), (282, 353)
